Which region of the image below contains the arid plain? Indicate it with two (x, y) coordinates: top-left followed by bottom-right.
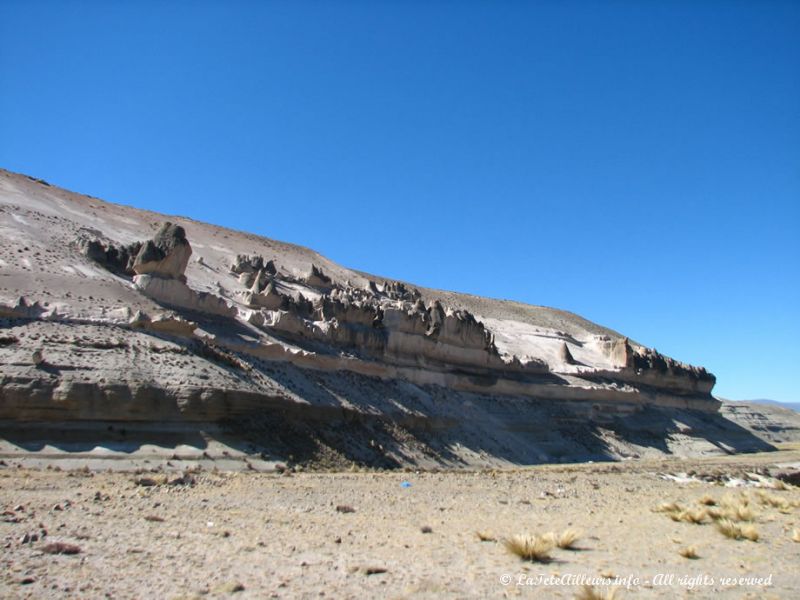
(2, 447), (800, 599)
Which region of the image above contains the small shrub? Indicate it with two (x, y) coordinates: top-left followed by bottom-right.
(728, 504), (757, 522)
(741, 524), (759, 541)
(655, 502), (681, 513)
(556, 528), (582, 549)
(679, 508), (708, 524)
(755, 490), (790, 510)
(708, 498), (757, 522)
(503, 534), (554, 562)
(715, 519), (759, 542)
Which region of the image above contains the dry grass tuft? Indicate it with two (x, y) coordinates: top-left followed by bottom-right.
(503, 534), (554, 562)
(728, 504), (757, 522)
(555, 528), (582, 549)
(678, 545), (700, 559)
(655, 502), (681, 513)
(706, 495), (758, 522)
(741, 524), (760, 542)
(475, 531), (496, 542)
(715, 519), (759, 542)
(720, 492), (750, 509)
(574, 585), (619, 600)
(755, 490), (791, 510)
(682, 508), (709, 524)
(659, 502), (712, 525)
(697, 494), (717, 506)
(715, 519), (740, 539)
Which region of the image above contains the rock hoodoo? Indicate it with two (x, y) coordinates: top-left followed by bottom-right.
(132, 222), (192, 280)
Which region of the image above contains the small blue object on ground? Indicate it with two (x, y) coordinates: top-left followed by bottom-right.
(400, 481), (412, 488)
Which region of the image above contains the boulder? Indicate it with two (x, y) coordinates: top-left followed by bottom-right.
(132, 222), (192, 280)
(774, 470), (800, 487)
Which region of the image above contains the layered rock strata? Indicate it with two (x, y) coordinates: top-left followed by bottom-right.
(0, 169), (753, 467)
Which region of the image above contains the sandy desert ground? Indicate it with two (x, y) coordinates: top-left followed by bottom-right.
(1, 447), (799, 599)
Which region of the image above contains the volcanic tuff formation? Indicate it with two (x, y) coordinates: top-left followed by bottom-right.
(0, 169), (776, 468)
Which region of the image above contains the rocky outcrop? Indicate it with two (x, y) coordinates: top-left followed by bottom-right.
(382, 301), (547, 375)
(304, 264), (333, 289)
(231, 254), (276, 276)
(78, 237), (142, 277)
(232, 254), (277, 290)
(132, 222), (192, 280)
(369, 280), (421, 301)
(133, 275), (236, 318)
(0, 297), (48, 319)
(243, 280), (284, 310)
(594, 337), (716, 395)
(128, 310), (198, 337)
(243, 283), (548, 377)
(0, 168), (745, 470)
(77, 222), (191, 281)
(559, 342), (576, 365)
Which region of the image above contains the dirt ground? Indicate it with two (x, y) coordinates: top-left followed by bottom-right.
(1, 448), (799, 599)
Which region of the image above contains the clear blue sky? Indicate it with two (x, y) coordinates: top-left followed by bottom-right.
(1, 1), (798, 403)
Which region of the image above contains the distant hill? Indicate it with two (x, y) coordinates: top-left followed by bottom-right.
(740, 399), (800, 413)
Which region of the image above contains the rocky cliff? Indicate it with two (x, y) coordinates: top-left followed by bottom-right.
(0, 169), (776, 469)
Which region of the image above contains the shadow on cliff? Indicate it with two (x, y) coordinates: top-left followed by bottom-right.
(0, 422), (212, 454)
(221, 398), (777, 470)
(0, 342), (777, 467)
(602, 407), (776, 457)
(0, 403), (776, 468)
